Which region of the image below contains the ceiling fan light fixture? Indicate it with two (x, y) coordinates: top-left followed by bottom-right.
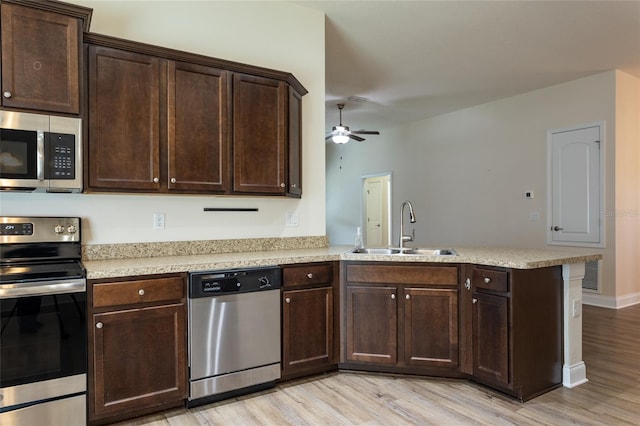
(332, 134), (350, 144)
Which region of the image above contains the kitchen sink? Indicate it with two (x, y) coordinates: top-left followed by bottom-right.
(401, 248), (458, 256)
(350, 247), (458, 256)
(351, 248), (403, 255)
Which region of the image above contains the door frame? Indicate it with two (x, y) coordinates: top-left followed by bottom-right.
(361, 172), (392, 247)
(546, 121), (606, 248)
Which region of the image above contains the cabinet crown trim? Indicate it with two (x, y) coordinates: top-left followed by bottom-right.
(83, 32), (307, 95)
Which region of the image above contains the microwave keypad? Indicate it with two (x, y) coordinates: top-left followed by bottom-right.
(48, 134), (75, 179)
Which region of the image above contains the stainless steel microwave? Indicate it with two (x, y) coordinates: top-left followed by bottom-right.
(0, 110), (82, 193)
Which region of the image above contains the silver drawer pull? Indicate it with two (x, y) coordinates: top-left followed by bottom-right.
(484, 277), (491, 284)
(307, 273), (313, 279)
(391, 294), (396, 300)
(285, 297), (291, 304)
(153, 177), (159, 183)
(138, 289), (145, 296)
(96, 322), (103, 329)
(3, 91), (12, 99)
(465, 278), (471, 290)
(405, 294), (410, 300)
(472, 298), (478, 304)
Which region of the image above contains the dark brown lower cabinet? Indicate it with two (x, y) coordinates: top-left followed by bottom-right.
(469, 265), (563, 401)
(281, 262), (339, 380)
(404, 287), (458, 368)
(343, 262), (461, 375)
(283, 287), (333, 373)
(346, 285), (397, 364)
(88, 274), (187, 425)
(472, 292), (509, 385)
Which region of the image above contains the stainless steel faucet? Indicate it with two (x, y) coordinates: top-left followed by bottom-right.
(398, 200), (416, 248)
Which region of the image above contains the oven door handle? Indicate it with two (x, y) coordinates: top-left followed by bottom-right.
(0, 278), (86, 298)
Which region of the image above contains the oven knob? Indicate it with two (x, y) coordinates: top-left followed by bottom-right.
(67, 225), (77, 234)
(258, 276), (270, 287)
(54, 224), (64, 234)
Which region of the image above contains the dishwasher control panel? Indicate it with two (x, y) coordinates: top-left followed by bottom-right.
(189, 266), (281, 298)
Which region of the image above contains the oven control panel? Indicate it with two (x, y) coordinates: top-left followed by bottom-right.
(0, 217), (81, 243)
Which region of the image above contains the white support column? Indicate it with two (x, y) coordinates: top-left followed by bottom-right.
(562, 262), (588, 387)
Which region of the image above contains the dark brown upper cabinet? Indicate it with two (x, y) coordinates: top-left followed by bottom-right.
(84, 33), (306, 197)
(1, 1), (91, 115)
(87, 46), (163, 191)
(232, 74), (287, 195)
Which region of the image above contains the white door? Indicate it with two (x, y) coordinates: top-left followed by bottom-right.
(364, 177), (383, 246)
(548, 124), (603, 246)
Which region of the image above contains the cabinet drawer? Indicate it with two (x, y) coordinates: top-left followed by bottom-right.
(93, 276), (185, 308)
(346, 264), (458, 286)
(283, 263), (333, 287)
(472, 268), (508, 292)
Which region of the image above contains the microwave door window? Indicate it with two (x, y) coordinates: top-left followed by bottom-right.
(0, 129), (38, 179)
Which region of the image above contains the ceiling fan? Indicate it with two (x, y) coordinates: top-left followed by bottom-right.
(326, 103), (380, 144)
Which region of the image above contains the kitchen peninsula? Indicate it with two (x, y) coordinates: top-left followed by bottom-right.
(83, 240), (600, 405)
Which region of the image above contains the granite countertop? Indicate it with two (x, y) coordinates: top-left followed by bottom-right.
(83, 244), (603, 280)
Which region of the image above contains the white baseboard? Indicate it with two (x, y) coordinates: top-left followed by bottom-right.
(563, 362), (588, 388)
(582, 291), (640, 309)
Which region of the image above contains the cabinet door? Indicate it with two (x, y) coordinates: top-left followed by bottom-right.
(282, 287), (333, 374)
(168, 61), (230, 192)
(346, 286), (397, 364)
(403, 287), (458, 369)
(0, 3), (80, 114)
(232, 74), (287, 194)
(472, 292), (510, 386)
(88, 46), (162, 191)
(287, 86), (302, 197)
(91, 303), (186, 418)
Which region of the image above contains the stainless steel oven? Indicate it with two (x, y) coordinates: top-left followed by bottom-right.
(0, 217), (87, 426)
(0, 110), (82, 193)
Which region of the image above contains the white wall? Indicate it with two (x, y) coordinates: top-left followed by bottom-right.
(614, 70), (640, 302)
(0, 1), (326, 244)
(327, 71), (633, 301)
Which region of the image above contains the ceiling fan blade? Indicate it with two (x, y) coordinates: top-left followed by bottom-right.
(349, 134), (365, 142)
(351, 130), (380, 135)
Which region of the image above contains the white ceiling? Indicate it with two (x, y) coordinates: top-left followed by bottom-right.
(294, 0), (640, 134)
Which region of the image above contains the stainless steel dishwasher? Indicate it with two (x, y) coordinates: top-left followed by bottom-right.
(187, 266), (281, 407)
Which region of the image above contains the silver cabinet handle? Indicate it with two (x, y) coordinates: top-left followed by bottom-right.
(153, 177), (159, 183)
(96, 322), (103, 329)
(472, 298), (478, 304)
(307, 273), (313, 279)
(465, 278), (471, 290)
(553, 226), (564, 231)
(391, 294), (396, 300)
(170, 178), (176, 183)
(291, 183), (297, 188)
(405, 294), (410, 300)
(484, 277), (491, 284)
(138, 289), (145, 296)
(3, 91), (12, 99)
(280, 183), (286, 188)
(285, 297), (291, 304)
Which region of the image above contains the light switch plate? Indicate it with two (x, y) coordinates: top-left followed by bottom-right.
(286, 212), (299, 227)
(153, 212), (165, 230)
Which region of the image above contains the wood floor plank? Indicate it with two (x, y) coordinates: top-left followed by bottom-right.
(113, 304), (640, 426)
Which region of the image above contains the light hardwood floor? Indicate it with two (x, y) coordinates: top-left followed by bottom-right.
(114, 304), (640, 425)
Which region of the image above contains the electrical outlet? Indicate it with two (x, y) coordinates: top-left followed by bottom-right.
(572, 299), (581, 318)
(153, 212), (165, 230)
(285, 212), (299, 227)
